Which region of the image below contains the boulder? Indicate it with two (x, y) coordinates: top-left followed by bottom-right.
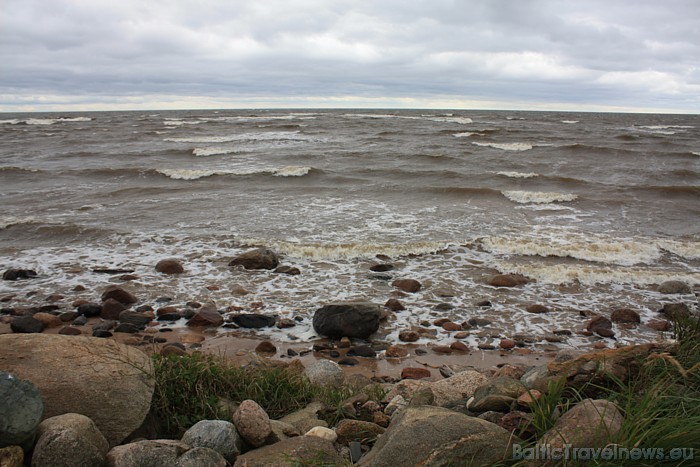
(335, 419), (385, 446)
(303, 359), (344, 387)
(32, 413), (109, 467)
(77, 302), (103, 318)
(660, 303), (693, 321)
(312, 302), (381, 339)
(32, 312), (62, 328)
(428, 370), (489, 407)
(401, 368), (431, 380)
(610, 308), (641, 324)
(0, 445), (23, 467)
(233, 436), (343, 467)
(586, 315), (615, 338)
(181, 420), (242, 464)
(230, 314), (276, 328)
(469, 377), (526, 412)
(541, 399), (623, 449)
(391, 279), (422, 293)
(228, 248), (279, 270)
(155, 259), (184, 275)
(232, 400), (272, 448)
(174, 447), (227, 467)
(304, 426), (337, 442)
(101, 286), (138, 306)
(279, 402), (328, 434)
(2, 269), (37, 281)
(0, 371), (43, 449)
(118, 311), (151, 328)
(384, 298), (406, 311)
(274, 265), (300, 275)
(358, 406), (516, 466)
(657, 280), (692, 294)
(526, 304), (549, 314)
(488, 274), (529, 287)
(186, 304), (223, 327)
(106, 439), (190, 467)
(100, 299), (127, 320)
(10, 316), (44, 334)
(0, 334), (155, 447)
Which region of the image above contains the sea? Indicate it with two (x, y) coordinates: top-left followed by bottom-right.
(1, 109), (698, 351)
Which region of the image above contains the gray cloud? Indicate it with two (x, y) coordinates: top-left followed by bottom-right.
(2, 0), (698, 111)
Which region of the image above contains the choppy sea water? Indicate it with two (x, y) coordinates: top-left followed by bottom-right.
(1, 109), (698, 350)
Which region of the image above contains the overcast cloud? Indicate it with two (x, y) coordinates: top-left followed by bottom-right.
(2, 0), (699, 112)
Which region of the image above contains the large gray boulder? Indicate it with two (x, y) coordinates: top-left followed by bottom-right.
(541, 399), (623, 449)
(312, 302), (381, 339)
(358, 406), (516, 466)
(0, 334), (155, 447)
(429, 370), (490, 407)
(106, 439), (190, 467)
(31, 413), (109, 467)
(233, 436), (343, 467)
(302, 359), (344, 387)
(181, 420), (242, 464)
(0, 371), (43, 450)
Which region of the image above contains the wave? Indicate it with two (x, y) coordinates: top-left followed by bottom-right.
(639, 185), (700, 197)
(453, 132), (474, 138)
(0, 166), (41, 174)
(481, 234), (661, 266)
(0, 216), (42, 230)
(241, 238), (454, 260)
(21, 117), (92, 125)
(638, 125), (694, 130)
(472, 142), (533, 151)
(502, 191), (578, 204)
(692, 152), (700, 157)
(192, 147), (243, 157)
(165, 131), (317, 144)
(156, 166), (314, 180)
(496, 171), (538, 179)
(425, 186), (502, 197)
(343, 113), (473, 125)
(561, 120), (579, 124)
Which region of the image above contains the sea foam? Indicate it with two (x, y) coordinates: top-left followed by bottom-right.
(502, 191), (577, 204)
(472, 142), (533, 151)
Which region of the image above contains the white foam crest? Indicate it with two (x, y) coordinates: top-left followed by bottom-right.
(502, 191), (577, 204)
(658, 240), (700, 260)
(691, 152), (700, 157)
(496, 171), (538, 178)
(157, 165), (311, 180)
(0, 119), (21, 124)
(192, 147), (241, 157)
(24, 117), (92, 125)
(243, 239), (452, 260)
(0, 216), (41, 229)
(343, 113), (472, 124)
(163, 119), (202, 126)
(638, 125), (694, 130)
(453, 132), (474, 138)
(472, 142), (533, 151)
(481, 234), (661, 266)
(561, 120), (579, 124)
(165, 131), (305, 144)
(497, 261), (700, 286)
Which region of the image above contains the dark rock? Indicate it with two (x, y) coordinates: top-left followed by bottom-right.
(275, 318), (296, 328)
(181, 419), (242, 464)
(101, 286), (138, 305)
(136, 305), (154, 313)
(349, 441), (363, 463)
(347, 345), (377, 358)
(118, 311), (151, 328)
(2, 269), (37, 281)
(610, 308), (641, 324)
(10, 316), (44, 333)
(155, 259), (184, 275)
(114, 323), (140, 333)
(72, 315), (87, 326)
(586, 315), (615, 338)
(384, 298), (406, 311)
(58, 326), (82, 336)
(657, 280), (692, 294)
(93, 321), (116, 333)
(467, 317), (492, 327)
(450, 341), (469, 352)
(370, 263), (394, 272)
(157, 313), (181, 322)
(287, 349), (298, 357)
(526, 304), (549, 314)
(335, 419), (385, 446)
(77, 302), (103, 318)
(488, 274), (529, 287)
(92, 330), (113, 338)
(646, 319), (672, 331)
(229, 248), (279, 270)
(434, 302), (454, 311)
(230, 314), (276, 328)
(391, 279), (422, 293)
(312, 302), (381, 339)
(92, 267), (135, 274)
(0, 371), (44, 449)
(660, 303), (692, 321)
(100, 299), (127, 320)
(274, 265), (300, 275)
(476, 300), (492, 307)
(338, 357), (359, 366)
(59, 311), (80, 322)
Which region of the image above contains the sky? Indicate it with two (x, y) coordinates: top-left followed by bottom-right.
(2, 0), (699, 113)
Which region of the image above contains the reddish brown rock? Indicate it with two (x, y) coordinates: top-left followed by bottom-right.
(432, 318), (450, 326)
(441, 321), (462, 332)
(489, 274), (529, 287)
(432, 345), (452, 355)
(32, 312), (62, 328)
(450, 341), (469, 352)
(232, 400), (272, 447)
(646, 319), (672, 332)
(386, 345), (409, 358)
(58, 326), (82, 336)
(517, 390), (542, 408)
(401, 367), (431, 380)
(229, 248), (279, 270)
(384, 298), (406, 311)
(526, 304), (549, 314)
(274, 265), (301, 275)
(255, 340), (277, 354)
(593, 342), (607, 349)
(101, 298), (127, 321)
(610, 308), (641, 324)
(398, 330), (420, 343)
(101, 286), (138, 306)
(454, 331), (470, 339)
(186, 305), (223, 327)
(499, 339), (516, 350)
(586, 315), (615, 338)
(391, 279), (422, 293)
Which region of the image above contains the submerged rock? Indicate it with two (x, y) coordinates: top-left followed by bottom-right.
(313, 302), (380, 339)
(155, 258), (185, 275)
(229, 248), (279, 270)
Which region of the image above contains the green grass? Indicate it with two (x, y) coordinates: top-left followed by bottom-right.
(149, 352), (385, 438)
